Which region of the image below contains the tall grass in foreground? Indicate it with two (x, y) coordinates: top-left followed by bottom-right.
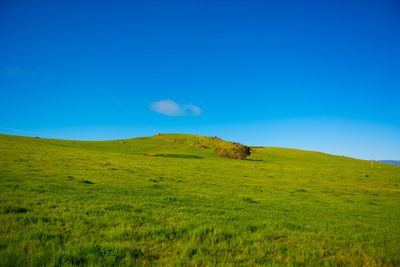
(0, 133), (399, 266)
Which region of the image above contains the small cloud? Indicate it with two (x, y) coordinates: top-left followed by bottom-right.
(150, 100), (203, 116)
(150, 100), (184, 116)
(183, 104), (203, 115)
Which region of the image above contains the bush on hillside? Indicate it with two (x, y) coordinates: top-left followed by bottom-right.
(189, 143), (210, 149)
(214, 142), (251, 160)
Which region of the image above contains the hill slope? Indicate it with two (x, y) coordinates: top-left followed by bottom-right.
(0, 133), (399, 266)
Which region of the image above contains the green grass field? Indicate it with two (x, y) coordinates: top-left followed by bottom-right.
(0, 133), (399, 266)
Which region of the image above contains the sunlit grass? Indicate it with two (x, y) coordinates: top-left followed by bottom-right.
(0, 133), (399, 266)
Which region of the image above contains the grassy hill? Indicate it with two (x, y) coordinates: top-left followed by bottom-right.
(0, 133), (399, 266)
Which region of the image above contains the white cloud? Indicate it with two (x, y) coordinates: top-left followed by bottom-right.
(150, 100), (184, 116)
(150, 100), (203, 116)
(183, 104), (203, 115)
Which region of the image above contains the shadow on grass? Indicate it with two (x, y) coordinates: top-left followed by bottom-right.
(245, 159), (263, 162)
(145, 153), (204, 159)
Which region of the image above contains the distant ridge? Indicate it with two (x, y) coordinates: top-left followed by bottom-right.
(377, 160), (400, 166)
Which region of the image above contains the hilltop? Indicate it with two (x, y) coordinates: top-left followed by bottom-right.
(0, 133), (399, 266)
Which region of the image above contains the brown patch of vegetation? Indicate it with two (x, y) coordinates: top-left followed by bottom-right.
(188, 143), (210, 149)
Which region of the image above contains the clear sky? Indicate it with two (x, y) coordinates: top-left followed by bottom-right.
(1, 0), (399, 160)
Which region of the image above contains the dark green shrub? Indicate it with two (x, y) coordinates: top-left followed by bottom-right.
(214, 142), (251, 160)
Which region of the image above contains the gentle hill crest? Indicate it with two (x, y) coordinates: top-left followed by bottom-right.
(0, 133), (388, 165)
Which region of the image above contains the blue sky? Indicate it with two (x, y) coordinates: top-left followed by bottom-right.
(1, 0), (399, 160)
